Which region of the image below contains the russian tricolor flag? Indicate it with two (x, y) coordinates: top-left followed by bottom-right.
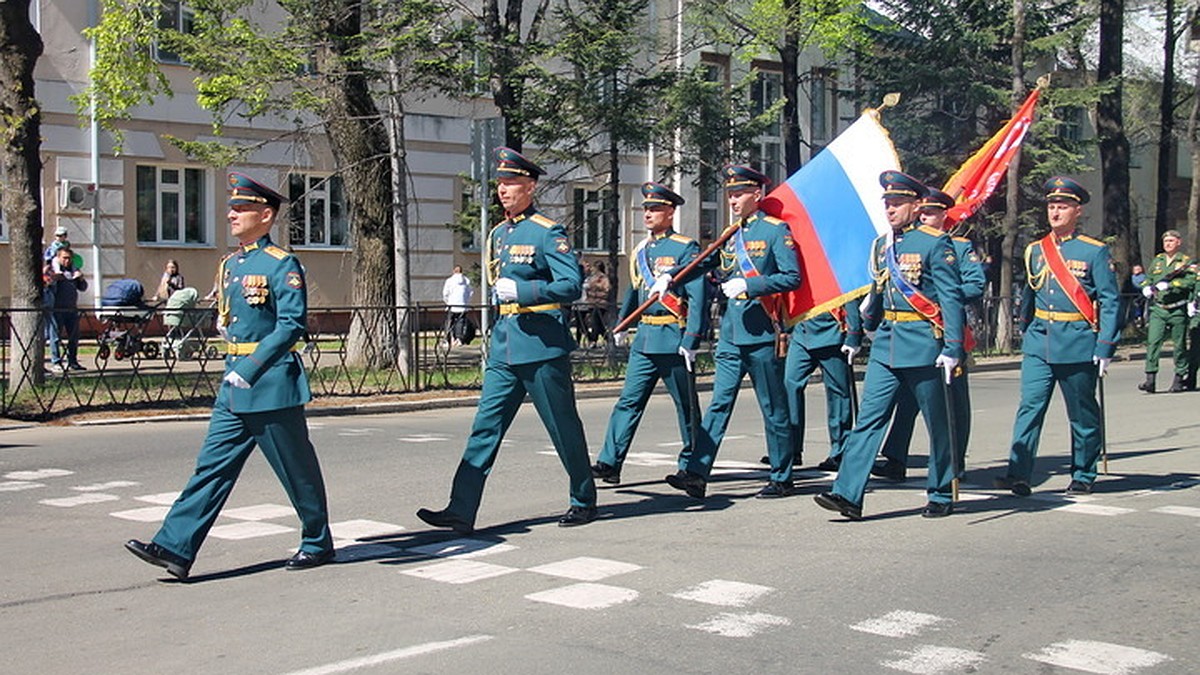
(760, 112), (900, 324)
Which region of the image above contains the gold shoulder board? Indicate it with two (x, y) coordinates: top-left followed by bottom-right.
(264, 245), (290, 260)
(530, 214), (558, 228)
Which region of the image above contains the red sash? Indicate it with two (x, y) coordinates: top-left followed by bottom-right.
(1038, 233), (1097, 327)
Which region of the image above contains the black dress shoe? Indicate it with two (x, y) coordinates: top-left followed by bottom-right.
(590, 461), (621, 485)
(756, 480), (796, 499)
(813, 491), (862, 520)
(1065, 479), (1093, 496)
(922, 501), (954, 518)
(557, 505), (598, 527)
(68, 362), (86, 371)
(993, 475), (1031, 497)
(816, 456), (841, 472)
(665, 470), (707, 499)
(125, 539), (191, 580)
(870, 460), (907, 481)
(416, 507), (475, 535)
(286, 549), (336, 570)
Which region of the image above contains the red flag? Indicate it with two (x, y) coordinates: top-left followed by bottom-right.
(942, 88), (1041, 226)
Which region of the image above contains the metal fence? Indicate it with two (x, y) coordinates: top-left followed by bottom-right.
(1, 295), (1142, 420)
(0, 302), (634, 420)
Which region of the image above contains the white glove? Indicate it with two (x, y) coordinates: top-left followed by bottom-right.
(1093, 355), (1111, 378)
(1189, 302), (1198, 318)
(612, 330), (627, 347)
(217, 324), (229, 341)
(840, 344), (859, 364)
(678, 345), (698, 372)
(721, 278), (748, 299)
(1156, 281), (1170, 292)
(935, 354), (959, 384)
(223, 371), (251, 389)
(649, 273), (672, 298)
(1142, 286), (1155, 298)
(494, 277), (518, 301)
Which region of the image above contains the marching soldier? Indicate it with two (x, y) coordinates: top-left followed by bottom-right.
(995, 177), (1120, 496)
(126, 173), (334, 579)
(660, 165), (801, 499)
(814, 171), (964, 520)
(1137, 230), (1194, 393)
(590, 183), (706, 485)
(417, 147), (598, 533)
(873, 187), (985, 481)
(782, 299), (863, 472)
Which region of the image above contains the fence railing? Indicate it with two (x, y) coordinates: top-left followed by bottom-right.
(0, 294), (1144, 420)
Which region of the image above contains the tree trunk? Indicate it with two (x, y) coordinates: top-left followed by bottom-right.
(1154, 0), (1177, 246)
(780, 14), (802, 174)
(1188, 57), (1200, 260)
(318, 1), (396, 368)
(997, 0), (1026, 355)
(387, 54), (413, 378)
(0, 1), (46, 387)
(1097, 0), (1133, 285)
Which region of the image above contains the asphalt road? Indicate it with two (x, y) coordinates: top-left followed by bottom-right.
(2, 359), (1197, 674)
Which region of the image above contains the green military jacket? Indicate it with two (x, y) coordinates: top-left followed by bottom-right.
(624, 230), (707, 354)
(1142, 252), (1194, 312)
(220, 236), (311, 413)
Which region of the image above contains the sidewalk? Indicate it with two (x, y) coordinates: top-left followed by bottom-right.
(1, 345), (1149, 428)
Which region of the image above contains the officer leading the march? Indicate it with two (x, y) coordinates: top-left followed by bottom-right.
(126, 173), (334, 579)
(814, 171), (964, 520)
(417, 147), (598, 533)
(995, 177), (1120, 497)
(590, 182), (706, 485)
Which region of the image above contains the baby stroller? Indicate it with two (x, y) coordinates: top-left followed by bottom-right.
(161, 287), (218, 360)
(97, 279), (159, 361)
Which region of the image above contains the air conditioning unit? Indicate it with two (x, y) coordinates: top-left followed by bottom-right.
(59, 180), (97, 211)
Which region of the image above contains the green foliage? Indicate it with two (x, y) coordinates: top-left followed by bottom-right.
(78, 0), (474, 161)
(690, 0), (868, 61)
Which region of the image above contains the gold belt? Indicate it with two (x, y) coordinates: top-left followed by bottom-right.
(1034, 309), (1086, 322)
(883, 310), (925, 322)
(498, 302), (562, 316)
(640, 315), (684, 325)
(226, 342), (303, 355)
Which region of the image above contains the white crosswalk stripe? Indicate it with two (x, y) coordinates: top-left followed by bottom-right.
(525, 582), (639, 610)
(1023, 640), (1171, 674)
(5, 468), (73, 480)
(40, 493), (120, 507)
(208, 521), (295, 540)
(402, 559), (519, 584)
(881, 645), (987, 674)
(851, 610), (950, 638)
(671, 579), (774, 607)
(685, 612), (790, 638)
(526, 556), (642, 581)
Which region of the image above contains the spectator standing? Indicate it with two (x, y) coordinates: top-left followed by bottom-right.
(1129, 264), (1147, 329)
(442, 264), (474, 345)
(582, 260), (612, 345)
(44, 246), (88, 371)
(152, 259), (186, 303)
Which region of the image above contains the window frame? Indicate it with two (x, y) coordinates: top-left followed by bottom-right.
(153, 0), (196, 65)
(750, 67), (785, 187)
(287, 172), (350, 250)
(135, 164), (212, 247)
(571, 186), (623, 254)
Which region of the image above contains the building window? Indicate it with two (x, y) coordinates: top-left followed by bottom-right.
(751, 69), (784, 186)
(288, 174), (348, 248)
(154, 1), (195, 65)
(698, 165), (722, 242)
(136, 165), (208, 244)
(810, 68), (837, 145)
(572, 188), (620, 252)
(1055, 106), (1084, 143)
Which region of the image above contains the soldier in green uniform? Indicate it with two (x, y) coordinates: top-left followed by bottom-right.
(782, 299), (863, 472)
(814, 171), (964, 520)
(590, 183), (706, 485)
(873, 188), (984, 481)
(995, 177), (1120, 497)
(661, 165), (801, 500)
(417, 147), (598, 533)
(1137, 230), (1194, 393)
(126, 173), (334, 579)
